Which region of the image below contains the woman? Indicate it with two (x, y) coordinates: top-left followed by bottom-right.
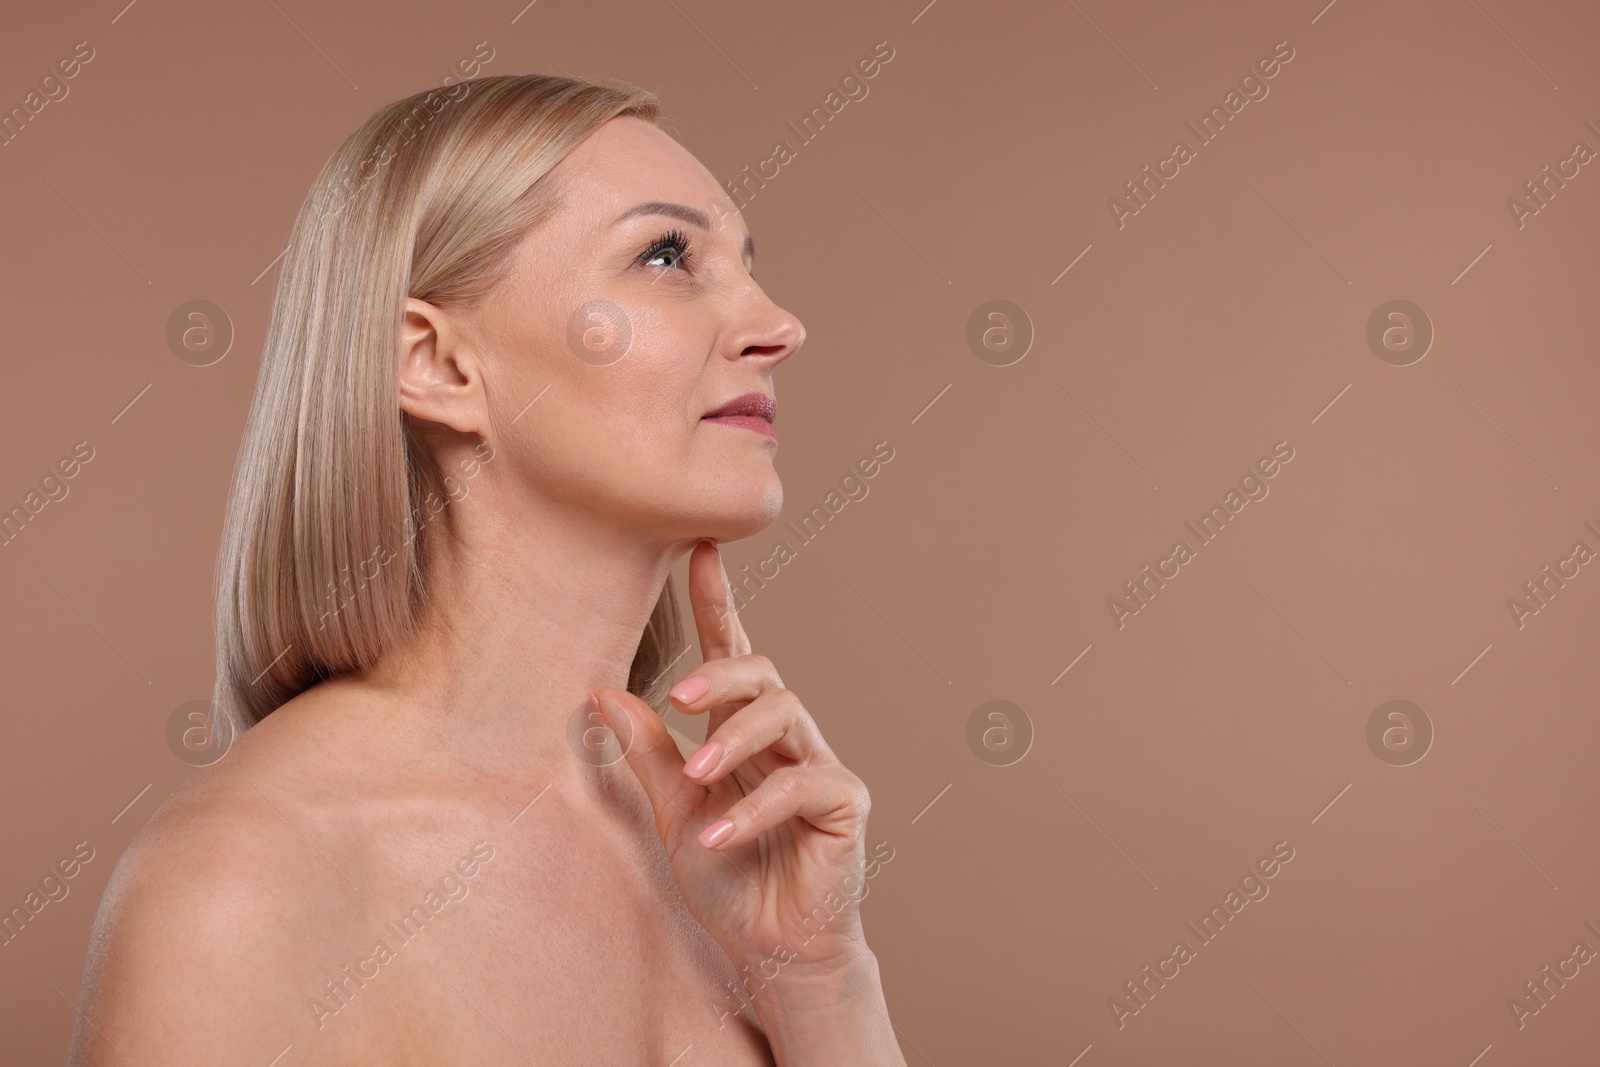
(70, 74), (906, 1065)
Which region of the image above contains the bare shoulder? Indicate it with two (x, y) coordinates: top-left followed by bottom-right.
(71, 683), (723, 1064)
(72, 792), (345, 1062)
(70, 690), (385, 1065)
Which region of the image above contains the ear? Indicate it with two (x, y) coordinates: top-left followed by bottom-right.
(398, 297), (489, 437)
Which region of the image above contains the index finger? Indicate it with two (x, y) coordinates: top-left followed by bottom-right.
(688, 539), (751, 662)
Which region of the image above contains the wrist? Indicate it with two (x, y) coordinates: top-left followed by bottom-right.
(746, 946), (905, 1066)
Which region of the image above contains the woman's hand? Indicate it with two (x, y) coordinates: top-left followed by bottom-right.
(593, 540), (903, 1062)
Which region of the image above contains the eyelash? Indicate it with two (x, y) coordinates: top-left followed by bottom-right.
(637, 228), (693, 273)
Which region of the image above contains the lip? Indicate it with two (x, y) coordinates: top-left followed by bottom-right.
(701, 391), (777, 441)
(703, 391), (776, 421)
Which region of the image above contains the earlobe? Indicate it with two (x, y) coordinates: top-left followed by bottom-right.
(397, 298), (487, 436)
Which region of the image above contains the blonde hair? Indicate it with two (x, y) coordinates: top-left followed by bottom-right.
(210, 74), (683, 742)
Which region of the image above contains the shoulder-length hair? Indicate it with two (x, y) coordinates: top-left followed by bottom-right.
(210, 73), (683, 742)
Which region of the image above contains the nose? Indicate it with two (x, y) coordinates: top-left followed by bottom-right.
(722, 289), (805, 368)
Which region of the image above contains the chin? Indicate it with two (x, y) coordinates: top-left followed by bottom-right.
(700, 477), (784, 543)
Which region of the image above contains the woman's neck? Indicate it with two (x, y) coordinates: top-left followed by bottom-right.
(351, 479), (689, 783)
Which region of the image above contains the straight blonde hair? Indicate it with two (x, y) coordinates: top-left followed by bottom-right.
(210, 74), (683, 743)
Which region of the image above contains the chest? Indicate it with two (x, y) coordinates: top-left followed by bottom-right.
(305, 817), (776, 1065)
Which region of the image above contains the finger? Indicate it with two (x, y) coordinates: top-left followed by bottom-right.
(592, 687), (696, 835)
(680, 687), (832, 784)
(667, 652), (784, 715)
(697, 765), (869, 851)
(687, 539), (751, 663)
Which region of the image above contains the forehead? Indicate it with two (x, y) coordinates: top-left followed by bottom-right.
(552, 116), (746, 238)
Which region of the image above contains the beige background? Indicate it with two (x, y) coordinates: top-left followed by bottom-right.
(2, 0), (1598, 1063)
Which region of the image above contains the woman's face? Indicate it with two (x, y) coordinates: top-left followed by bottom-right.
(467, 115), (804, 546)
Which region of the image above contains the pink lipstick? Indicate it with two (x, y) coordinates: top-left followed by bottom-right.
(701, 391), (777, 441)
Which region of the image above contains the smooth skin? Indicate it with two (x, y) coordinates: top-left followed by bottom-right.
(68, 116), (905, 1065)
(596, 541), (903, 1063)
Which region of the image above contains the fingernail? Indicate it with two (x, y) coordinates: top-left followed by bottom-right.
(669, 674), (710, 704)
(589, 692), (606, 726)
(698, 819), (735, 848)
(684, 742), (722, 779)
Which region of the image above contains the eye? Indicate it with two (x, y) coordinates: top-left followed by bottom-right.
(637, 228), (693, 273)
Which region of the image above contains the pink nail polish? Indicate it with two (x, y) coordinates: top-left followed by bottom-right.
(670, 674), (710, 704)
(699, 819), (735, 848)
(684, 742), (722, 779)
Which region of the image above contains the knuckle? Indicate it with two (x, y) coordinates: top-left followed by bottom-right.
(738, 774), (789, 824)
(838, 771), (871, 815)
(764, 764), (805, 799)
(773, 686), (806, 719)
(749, 652), (782, 686)
(781, 692), (830, 752)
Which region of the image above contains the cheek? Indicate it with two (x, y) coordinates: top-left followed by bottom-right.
(492, 300), (714, 502)
(612, 361), (700, 450)
(612, 392), (698, 470)
(516, 365), (696, 487)
(598, 320), (705, 454)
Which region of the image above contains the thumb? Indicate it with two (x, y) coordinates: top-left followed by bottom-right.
(592, 687), (695, 832)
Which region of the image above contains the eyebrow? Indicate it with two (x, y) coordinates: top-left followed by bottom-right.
(612, 201), (756, 265)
